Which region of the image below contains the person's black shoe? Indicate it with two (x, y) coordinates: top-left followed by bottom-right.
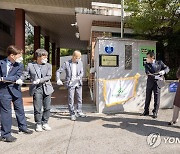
(140, 111), (149, 116)
(152, 112), (157, 119)
(168, 122), (173, 125)
(168, 121), (177, 125)
(1, 135), (17, 142)
(19, 129), (33, 134)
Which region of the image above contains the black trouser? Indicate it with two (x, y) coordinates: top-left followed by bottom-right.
(0, 87), (27, 137)
(33, 86), (51, 125)
(144, 80), (161, 114)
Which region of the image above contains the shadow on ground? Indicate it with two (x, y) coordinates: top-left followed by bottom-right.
(49, 111), (180, 139)
(11, 117), (35, 133)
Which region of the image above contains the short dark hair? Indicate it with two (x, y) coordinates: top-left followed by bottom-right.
(7, 45), (22, 56)
(35, 49), (48, 57)
(147, 51), (155, 58)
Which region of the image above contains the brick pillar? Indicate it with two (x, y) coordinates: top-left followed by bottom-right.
(56, 47), (60, 69)
(51, 43), (56, 81)
(90, 31), (104, 100)
(34, 26), (41, 58)
(15, 8), (25, 52)
(44, 36), (50, 61)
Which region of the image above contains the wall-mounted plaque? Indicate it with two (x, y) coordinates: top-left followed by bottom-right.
(99, 55), (119, 67)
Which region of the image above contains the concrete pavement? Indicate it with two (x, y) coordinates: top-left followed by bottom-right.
(0, 106), (179, 154)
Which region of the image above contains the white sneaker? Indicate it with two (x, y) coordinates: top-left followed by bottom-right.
(71, 115), (76, 121)
(76, 112), (87, 118)
(36, 124), (43, 132)
(42, 124), (52, 131)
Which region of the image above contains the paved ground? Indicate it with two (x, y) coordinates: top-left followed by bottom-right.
(0, 83), (179, 153)
(0, 106), (179, 154)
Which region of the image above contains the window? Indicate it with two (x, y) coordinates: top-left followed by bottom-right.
(125, 45), (132, 70)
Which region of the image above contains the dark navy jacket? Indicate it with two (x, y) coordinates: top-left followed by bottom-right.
(145, 60), (169, 88)
(0, 58), (23, 98)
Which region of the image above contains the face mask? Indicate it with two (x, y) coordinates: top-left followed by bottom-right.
(41, 58), (48, 64)
(76, 58), (81, 63)
(15, 56), (23, 63)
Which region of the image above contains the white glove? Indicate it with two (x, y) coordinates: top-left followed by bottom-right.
(71, 76), (81, 82)
(16, 79), (24, 85)
(0, 77), (3, 82)
(57, 79), (63, 85)
(159, 70), (165, 75)
(33, 79), (40, 85)
(76, 76), (81, 81)
(155, 75), (163, 81)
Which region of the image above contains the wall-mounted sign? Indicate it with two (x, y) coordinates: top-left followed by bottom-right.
(105, 46), (114, 54)
(169, 82), (179, 92)
(139, 46), (156, 70)
(99, 55), (119, 67)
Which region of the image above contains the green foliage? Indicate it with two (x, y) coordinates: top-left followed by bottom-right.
(25, 25), (46, 66)
(125, 0), (180, 36)
(26, 34), (34, 46)
(125, 0), (180, 79)
(24, 44), (34, 66)
(40, 34), (45, 49)
(60, 48), (73, 56)
(60, 48), (87, 57)
(166, 67), (179, 80)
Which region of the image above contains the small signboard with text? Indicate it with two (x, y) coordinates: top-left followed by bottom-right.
(99, 55), (119, 67)
(169, 82), (179, 92)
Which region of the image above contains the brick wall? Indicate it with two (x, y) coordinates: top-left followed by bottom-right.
(92, 21), (120, 28)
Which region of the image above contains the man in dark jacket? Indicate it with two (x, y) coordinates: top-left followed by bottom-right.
(141, 51), (169, 118)
(0, 45), (33, 143)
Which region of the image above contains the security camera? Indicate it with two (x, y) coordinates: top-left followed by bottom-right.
(71, 22), (77, 27)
